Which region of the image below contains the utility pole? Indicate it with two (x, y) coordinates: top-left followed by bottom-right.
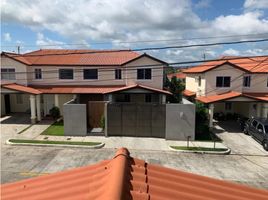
(17, 45), (20, 54)
(203, 53), (206, 60)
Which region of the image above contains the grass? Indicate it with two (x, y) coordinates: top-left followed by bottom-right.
(9, 139), (101, 146)
(170, 146), (228, 152)
(41, 121), (64, 136)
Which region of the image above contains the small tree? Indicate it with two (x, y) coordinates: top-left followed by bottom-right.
(166, 76), (185, 103)
(195, 102), (209, 136)
(49, 106), (60, 119)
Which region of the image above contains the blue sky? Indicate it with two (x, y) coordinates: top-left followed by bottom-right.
(1, 0), (268, 62)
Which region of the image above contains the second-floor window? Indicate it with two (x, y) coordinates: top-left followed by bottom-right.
(115, 69), (122, 80)
(34, 69), (42, 79)
(137, 68), (151, 80)
(84, 69), (98, 79)
(243, 75), (251, 87)
(59, 69), (73, 79)
(1, 68), (15, 80)
(216, 76), (230, 87)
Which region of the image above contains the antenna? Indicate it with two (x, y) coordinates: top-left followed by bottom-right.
(17, 45), (20, 54)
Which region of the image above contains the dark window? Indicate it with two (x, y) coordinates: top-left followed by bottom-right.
(59, 69), (73, 79)
(35, 68), (42, 79)
(1, 68), (15, 80)
(216, 76), (230, 87)
(243, 76), (251, 87)
(137, 68), (151, 80)
(145, 94), (151, 102)
(115, 69), (122, 80)
(124, 94), (130, 102)
(198, 76), (201, 87)
(252, 120), (258, 128)
(225, 102), (232, 110)
(257, 124), (264, 132)
(265, 125), (268, 133)
(83, 69), (98, 79)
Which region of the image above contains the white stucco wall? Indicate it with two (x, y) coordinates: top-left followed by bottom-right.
(242, 74), (268, 93)
(9, 94), (30, 112)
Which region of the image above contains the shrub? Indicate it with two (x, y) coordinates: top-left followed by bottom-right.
(100, 115), (105, 129)
(49, 106), (60, 119)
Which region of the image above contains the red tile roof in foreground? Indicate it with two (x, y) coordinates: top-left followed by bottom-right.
(183, 56), (268, 73)
(2, 49), (142, 66)
(167, 72), (186, 79)
(1, 83), (42, 95)
(183, 89), (196, 97)
(196, 91), (268, 103)
(2, 148), (268, 200)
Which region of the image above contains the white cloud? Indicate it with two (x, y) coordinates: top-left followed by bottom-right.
(222, 48), (240, 56)
(194, 0), (211, 9)
(36, 33), (65, 49)
(3, 32), (11, 42)
(244, 0), (268, 10)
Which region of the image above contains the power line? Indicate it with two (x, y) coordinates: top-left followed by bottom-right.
(2, 33), (268, 47)
(5, 38), (268, 57)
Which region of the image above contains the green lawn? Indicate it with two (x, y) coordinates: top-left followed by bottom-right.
(170, 146), (228, 152)
(41, 121), (64, 136)
(9, 139), (101, 146)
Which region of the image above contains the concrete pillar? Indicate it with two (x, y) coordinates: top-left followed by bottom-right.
(54, 94), (59, 107)
(36, 95), (41, 121)
(262, 103), (268, 118)
(208, 103), (214, 128)
(30, 95), (36, 124)
(160, 94), (166, 104)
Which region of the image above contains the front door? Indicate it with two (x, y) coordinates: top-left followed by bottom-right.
(4, 94), (11, 114)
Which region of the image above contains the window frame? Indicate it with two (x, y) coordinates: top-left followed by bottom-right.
(145, 94), (152, 102)
(34, 68), (42, 80)
(59, 69), (74, 80)
(137, 68), (152, 80)
(243, 75), (251, 87)
(115, 69), (122, 80)
(1, 68), (16, 80)
(83, 69), (98, 80)
(216, 76), (231, 88)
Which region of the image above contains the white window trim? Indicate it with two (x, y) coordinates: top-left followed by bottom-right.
(34, 68), (43, 80)
(216, 76), (231, 88)
(83, 68), (98, 80)
(58, 68), (74, 80)
(1, 68), (16, 80)
(243, 75), (251, 88)
(137, 68), (152, 80)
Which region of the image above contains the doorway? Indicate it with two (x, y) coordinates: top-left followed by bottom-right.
(4, 94), (11, 114)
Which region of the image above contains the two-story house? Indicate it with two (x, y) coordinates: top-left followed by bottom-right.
(183, 56), (268, 127)
(1, 49), (170, 123)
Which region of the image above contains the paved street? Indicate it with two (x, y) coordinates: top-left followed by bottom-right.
(1, 115), (268, 190)
(1, 145), (268, 189)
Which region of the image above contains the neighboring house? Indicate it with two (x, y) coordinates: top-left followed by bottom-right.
(167, 72), (186, 82)
(1, 49), (169, 123)
(2, 148), (268, 200)
(183, 56), (268, 127)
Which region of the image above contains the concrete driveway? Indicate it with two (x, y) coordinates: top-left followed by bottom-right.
(214, 121), (268, 156)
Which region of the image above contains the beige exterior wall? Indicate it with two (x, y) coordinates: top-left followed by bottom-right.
(242, 74), (268, 93)
(9, 94), (30, 112)
(204, 64), (243, 96)
(124, 56), (164, 89)
(58, 94), (74, 115)
(1, 57), (28, 85)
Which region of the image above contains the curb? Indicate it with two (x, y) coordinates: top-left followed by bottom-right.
(6, 139), (105, 149)
(169, 146), (231, 155)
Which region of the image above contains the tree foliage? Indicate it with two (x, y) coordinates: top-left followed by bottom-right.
(166, 76), (185, 103)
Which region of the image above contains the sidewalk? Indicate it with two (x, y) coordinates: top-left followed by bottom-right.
(34, 135), (227, 151)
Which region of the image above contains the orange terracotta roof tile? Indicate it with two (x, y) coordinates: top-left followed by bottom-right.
(2, 49), (141, 66)
(167, 72), (186, 79)
(243, 93), (268, 102)
(2, 148), (268, 200)
(1, 83), (41, 95)
(196, 91), (242, 103)
(32, 85), (125, 94)
(106, 84), (172, 95)
(196, 91), (268, 103)
(183, 56), (268, 73)
(183, 89), (196, 97)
